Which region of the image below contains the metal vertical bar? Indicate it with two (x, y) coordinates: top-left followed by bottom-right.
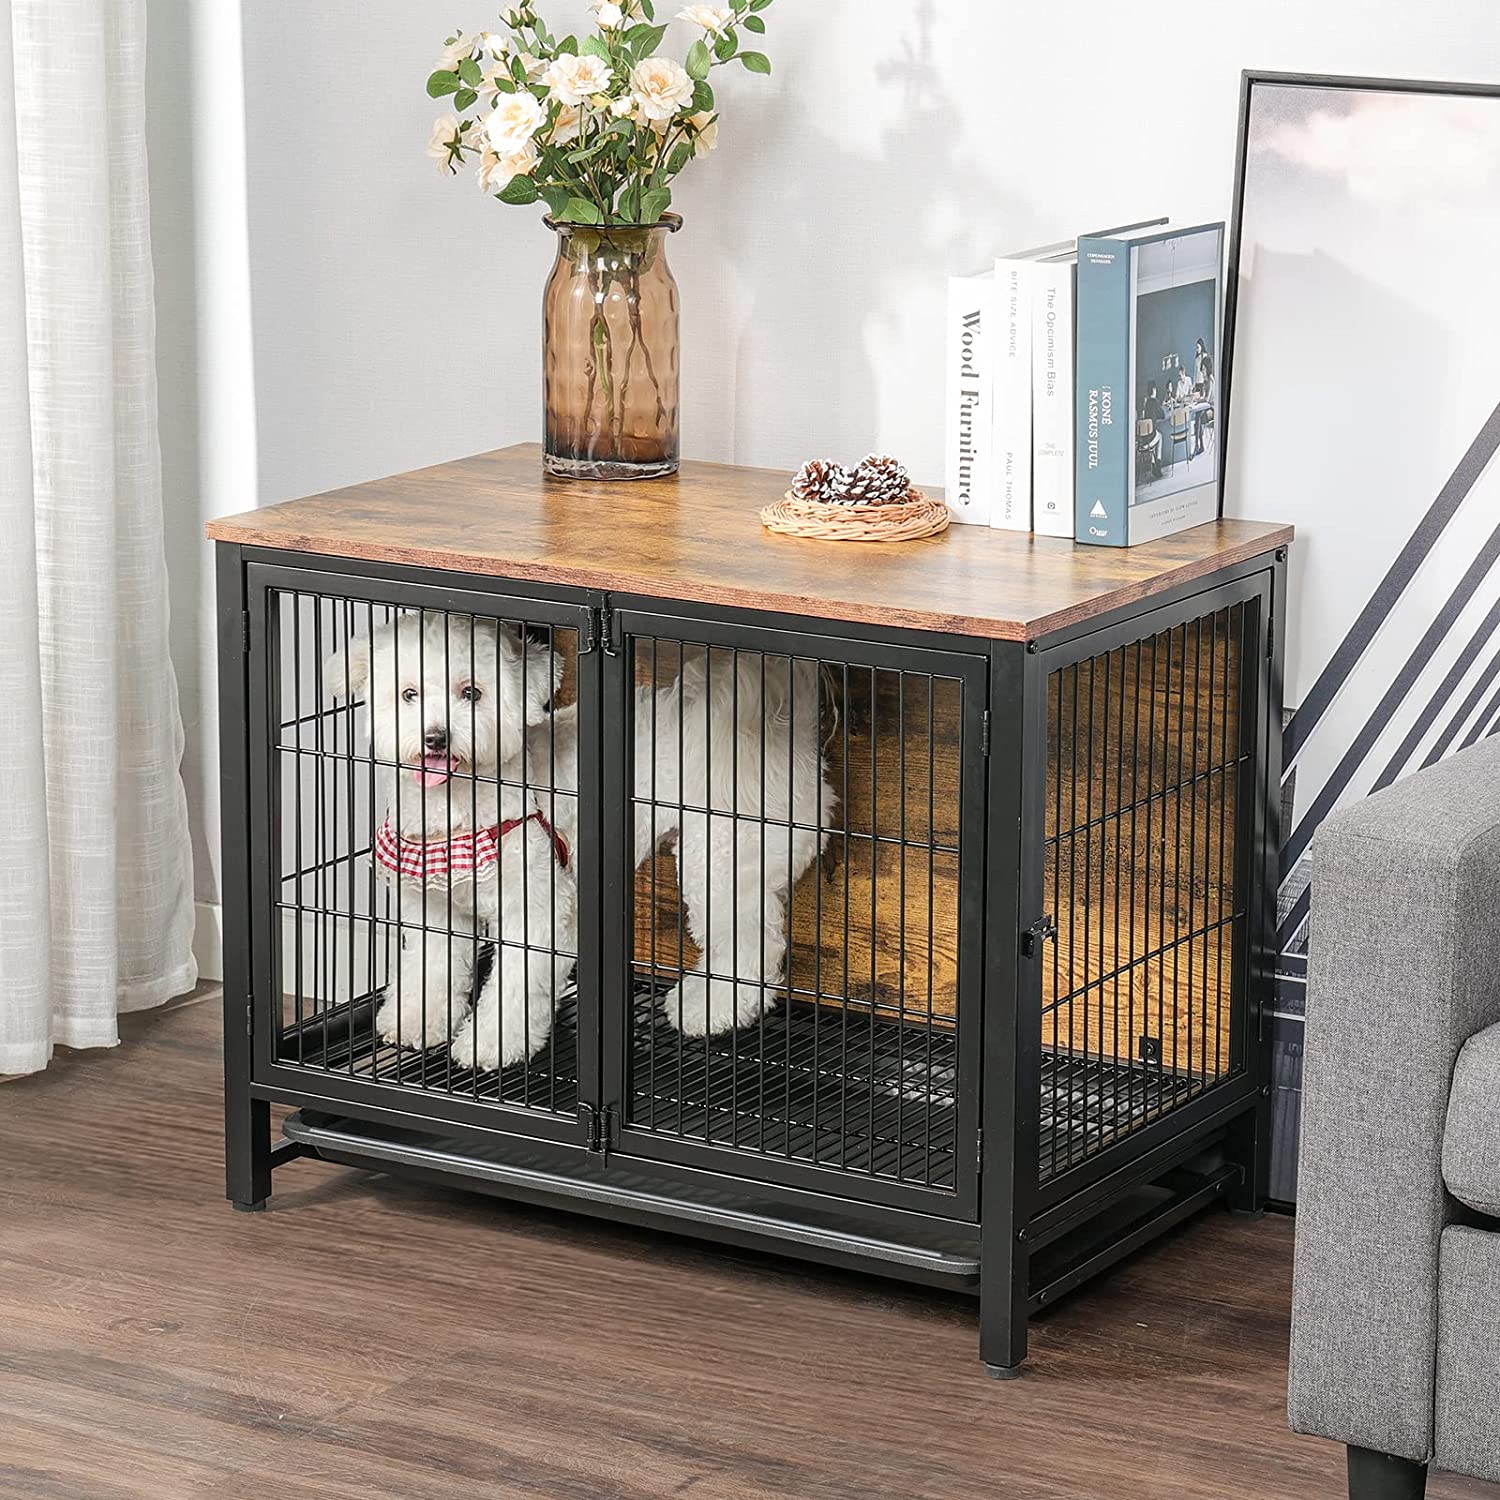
(839, 661), (851, 1168)
(785, 654), (797, 1163)
(897, 670), (907, 1180)
(979, 639), (1033, 1376)
(292, 594), (304, 1066)
(220, 544), (271, 1210)
(867, 664), (878, 1175)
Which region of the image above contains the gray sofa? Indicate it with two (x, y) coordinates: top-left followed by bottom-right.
(1290, 739), (1500, 1499)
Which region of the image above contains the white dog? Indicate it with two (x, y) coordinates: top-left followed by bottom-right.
(328, 613), (833, 1072)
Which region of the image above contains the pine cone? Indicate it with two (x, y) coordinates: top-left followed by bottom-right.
(845, 453), (912, 504)
(790, 458), (851, 504)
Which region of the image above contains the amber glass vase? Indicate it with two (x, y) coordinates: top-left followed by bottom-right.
(542, 214), (681, 481)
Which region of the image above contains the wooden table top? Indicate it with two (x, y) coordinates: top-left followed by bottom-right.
(206, 444), (1292, 642)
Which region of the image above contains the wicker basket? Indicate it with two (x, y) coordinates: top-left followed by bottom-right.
(760, 488), (950, 543)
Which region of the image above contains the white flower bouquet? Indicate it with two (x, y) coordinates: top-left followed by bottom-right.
(425, 0), (776, 227)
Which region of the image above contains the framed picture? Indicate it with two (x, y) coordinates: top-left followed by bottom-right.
(1220, 71), (1500, 1196)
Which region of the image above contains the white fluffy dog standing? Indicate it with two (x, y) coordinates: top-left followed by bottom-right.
(328, 613), (833, 1070)
(328, 613), (577, 1072)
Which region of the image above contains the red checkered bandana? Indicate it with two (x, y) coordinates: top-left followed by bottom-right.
(373, 811), (569, 885)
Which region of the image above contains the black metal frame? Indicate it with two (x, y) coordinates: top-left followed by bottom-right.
(216, 539), (1285, 1374)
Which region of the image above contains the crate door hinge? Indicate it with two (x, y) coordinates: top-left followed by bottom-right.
(245, 996), (254, 1037)
(981, 709), (991, 759)
(580, 1103), (615, 1162)
(241, 610), (252, 654)
(1022, 914), (1057, 958)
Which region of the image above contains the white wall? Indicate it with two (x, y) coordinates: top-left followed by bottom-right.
(148, 0), (256, 935)
(154, 0), (1500, 945)
(239, 0), (1500, 504)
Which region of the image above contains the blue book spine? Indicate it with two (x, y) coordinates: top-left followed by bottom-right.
(1074, 236), (1131, 546)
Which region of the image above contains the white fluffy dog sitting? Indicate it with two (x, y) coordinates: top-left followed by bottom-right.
(328, 613), (833, 1071)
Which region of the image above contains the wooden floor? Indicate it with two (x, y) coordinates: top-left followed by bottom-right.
(3, 994), (1494, 1500)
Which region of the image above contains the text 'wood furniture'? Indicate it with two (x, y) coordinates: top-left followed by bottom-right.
(207, 444), (1291, 1376)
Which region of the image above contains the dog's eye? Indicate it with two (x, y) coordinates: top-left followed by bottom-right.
(459, 684), (482, 702)
(401, 687), (418, 704)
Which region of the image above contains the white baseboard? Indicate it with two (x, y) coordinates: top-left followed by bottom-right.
(194, 901), (224, 983)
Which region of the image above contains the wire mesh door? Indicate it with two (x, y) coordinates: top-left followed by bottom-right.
(246, 565), (598, 1143)
(1033, 581), (1266, 1187)
(604, 611), (988, 1214)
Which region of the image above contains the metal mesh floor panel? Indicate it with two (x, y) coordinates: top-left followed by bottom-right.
(1039, 1053), (1213, 1179)
(627, 991), (960, 1189)
(280, 994), (1210, 1186)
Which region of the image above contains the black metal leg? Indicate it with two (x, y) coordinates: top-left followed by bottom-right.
(1347, 1446), (1428, 1500)
(978, 1229), (1029, 1378)
(1225, 1103), (1267, 1217)
(226, 1092), (272, 1210)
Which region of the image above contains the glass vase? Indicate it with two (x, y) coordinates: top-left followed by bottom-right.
(542, 214), (681, 481)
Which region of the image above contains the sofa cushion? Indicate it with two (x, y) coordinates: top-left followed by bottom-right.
(1444, 1021), (1500, 1219)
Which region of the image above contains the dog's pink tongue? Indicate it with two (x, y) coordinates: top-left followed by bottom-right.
(414, 754), (456, 788)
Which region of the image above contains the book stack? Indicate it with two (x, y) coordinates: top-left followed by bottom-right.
(944, 220), (1226, 547)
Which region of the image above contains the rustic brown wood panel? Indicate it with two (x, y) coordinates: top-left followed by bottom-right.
(4, 996), (1494, 1500)
(206, 443), (1292, 642)
(1044, 611), (1244, 1076)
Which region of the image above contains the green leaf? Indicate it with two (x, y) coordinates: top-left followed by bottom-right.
(739, 50), (771, 73)
(692, 79), (715, 111)
(749, 0), (773, 9)
(498, 173), (541, 205)
(640, 0), (655, 18)
(453, 87), (479, 111)
(685, 39), (712, 80)
(582, 33), (611, 61)
(458, 56), (483, 87)
(540, 183), (572, 216)
(625, 22), (666, 52)
(562, 196), (603, 224)
(640, 185), (672, 224)
(666, 142), (692, 175)
(742, 13), (765, 31)
(714, 31), (737, 61)
(427, 69), (462, 98)
(555, 34), (579, 55)
(618, 183), (641, 222)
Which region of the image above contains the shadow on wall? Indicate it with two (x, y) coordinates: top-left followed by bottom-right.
(677, 0), (1025, 483)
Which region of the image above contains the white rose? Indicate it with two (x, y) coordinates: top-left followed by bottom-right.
(610, 95), (637, 118)
(478, 138), (538, 193)
(436, 34), (478, 70)
(591, 1), (625, 28)
(677, 5), (733, 37)
(630, 56), (694, 122)
(689, 111), (719, 155)
(542, 53), (613, 108)
(484, 92), (545, 153)
(427, 115), (463, 173)
(550, 102), (585, 147)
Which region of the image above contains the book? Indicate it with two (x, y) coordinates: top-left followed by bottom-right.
(1075, 221), (1225, 546)
(991, 256), (1034, 531)
(1031, 254), (1076, 538)
(943, 271), (994, 525)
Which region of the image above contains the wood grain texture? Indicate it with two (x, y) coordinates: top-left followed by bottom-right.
(3, 995), (1494, 1500)
(206, 444), (1292, 641)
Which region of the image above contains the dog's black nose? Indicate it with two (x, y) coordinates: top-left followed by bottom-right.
(424, 729), (448, 752)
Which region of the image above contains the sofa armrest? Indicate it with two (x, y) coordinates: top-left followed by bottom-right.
(1290, 737), (1500, 1463)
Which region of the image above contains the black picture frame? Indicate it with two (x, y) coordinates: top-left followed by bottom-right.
(1218, 69), (1500, 514)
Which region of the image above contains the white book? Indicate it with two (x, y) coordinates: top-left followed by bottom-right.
(1032, 256), (1076, 538)
(991, 257), (1034, 531)
(943, 272), (994, 525)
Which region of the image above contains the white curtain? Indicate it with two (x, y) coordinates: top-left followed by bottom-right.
(0, 0), (195, 1075)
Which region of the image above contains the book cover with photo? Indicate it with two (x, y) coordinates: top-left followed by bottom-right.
(1075, 222), (1224, 546)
